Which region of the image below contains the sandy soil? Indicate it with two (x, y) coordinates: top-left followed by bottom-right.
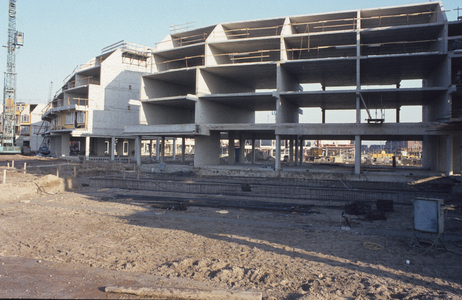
(0, 155), (461, 299)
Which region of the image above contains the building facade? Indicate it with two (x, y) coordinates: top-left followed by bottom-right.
(0, 102), (46, 153)
(42, 42), (152, 159)
(124, 2), (461, 175)
(16, 102), (47, 152)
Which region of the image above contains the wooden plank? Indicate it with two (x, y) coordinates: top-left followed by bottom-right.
(105, 286), (262, 300)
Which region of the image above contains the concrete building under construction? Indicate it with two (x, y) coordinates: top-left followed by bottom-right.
(41, 42), (152, 159)
(123, 1), (461, 175)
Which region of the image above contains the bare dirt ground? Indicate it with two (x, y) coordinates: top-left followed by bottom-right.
(0, 154), (461, 299)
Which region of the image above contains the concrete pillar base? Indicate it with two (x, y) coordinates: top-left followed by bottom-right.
(195, 132), (220, 167)
(85, 136), (90, 160)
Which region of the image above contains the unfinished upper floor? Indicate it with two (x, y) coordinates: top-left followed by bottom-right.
(137, 2), (462, 130)
(152, 2), (446, 72)
(42, 41), (151, 136)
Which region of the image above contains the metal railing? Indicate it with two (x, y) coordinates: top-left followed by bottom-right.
(101, 40), (152, 55)
(63, 76), (100, 91)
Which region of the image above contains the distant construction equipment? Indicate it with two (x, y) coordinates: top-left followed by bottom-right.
(1, 0), (22, 154)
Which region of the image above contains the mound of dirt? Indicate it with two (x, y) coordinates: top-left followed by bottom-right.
(35, 174), (66, 194)
(0, 174), (81, 203)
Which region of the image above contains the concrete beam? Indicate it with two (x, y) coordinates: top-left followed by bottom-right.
(204, 123), (277, 131)
(276, 123), (445, 137)
(124, 124), (209, 136)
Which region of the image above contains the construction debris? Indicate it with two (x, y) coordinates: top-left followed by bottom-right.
(344, 201), (372, 215)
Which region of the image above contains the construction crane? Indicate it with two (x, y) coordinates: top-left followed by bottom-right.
(0, 0), (22, 154)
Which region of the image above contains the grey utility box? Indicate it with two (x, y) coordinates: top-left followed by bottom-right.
(413, 198), (444, 234)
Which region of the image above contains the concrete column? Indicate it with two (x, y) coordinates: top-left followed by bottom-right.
(194, 131), (220, 167)
(447, 135), (454, 176)
(228, 131), (235, 165)
(294, 138), (299, 166)
(356, 10), (361, 124)
(355, 135), (361, 175)
(459, 132), (462, 175)
(156, 138), (160, 161)
(396, 107), (400, 123)
(135, 136), (141, 166)
(289, 139), (294, 165)
(161, 137), (165, 163)
(85, 136), (90, 160)
(173, 139), (176, 161)
(275, 135), (282, 172)
(181, 137), (186, 163)
(111, 136), (115, 161)
(299, 137), (304, 165)
(239, 135), (245, 164)
(251, 138), (256, 164)
(60, 134), (70, 157)
(321, 108), (326, 124)
(149, 139), (153, 158)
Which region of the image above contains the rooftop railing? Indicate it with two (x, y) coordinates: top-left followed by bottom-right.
(101, 40), (152, 55)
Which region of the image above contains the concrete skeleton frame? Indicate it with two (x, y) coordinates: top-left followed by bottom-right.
(41, 3), (461, 175)
(124, 2), (461, 175)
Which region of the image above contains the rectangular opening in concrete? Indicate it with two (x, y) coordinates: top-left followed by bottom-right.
(289, 11), (358, 34)
(284, 32), (357, 60)
(170, 26), (215, 48)
(255, 111), (276, 124)
(360, 3), (440, 29)
(153, 45), (205, 72)
(207, 39), (281, 65)
(142, 70), (196, 99)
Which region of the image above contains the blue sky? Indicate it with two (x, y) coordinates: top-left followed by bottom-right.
(1, 0), (460, 111)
